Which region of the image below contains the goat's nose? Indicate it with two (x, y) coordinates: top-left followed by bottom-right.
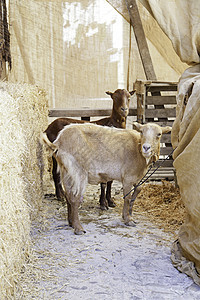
(121, 107), (128, 112)
(143, 144), (151, 152)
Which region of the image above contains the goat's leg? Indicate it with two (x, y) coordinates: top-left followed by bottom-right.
(99, 183), (108, 210)
(66, 199), (72, 227)
(122, 183), (136, 227)
(106, 181), (116, 207)
(129, 186), (142, 216)
(70, 197), (86, 235)
(52, 156), (65, 201)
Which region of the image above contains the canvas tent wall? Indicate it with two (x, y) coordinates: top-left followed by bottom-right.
(109, 0), (200, 285)
(8, 0), (186, 111)
(139, 0), (200, 285)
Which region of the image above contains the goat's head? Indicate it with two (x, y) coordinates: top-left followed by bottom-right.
(133, 122), (171, 163)
(106, 89), (136, 118)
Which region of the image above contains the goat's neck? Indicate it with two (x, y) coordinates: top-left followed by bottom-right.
(111, 110), (126, 127)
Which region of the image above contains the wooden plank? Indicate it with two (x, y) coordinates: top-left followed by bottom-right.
(149, 121), (174, 127)
(154, 167), (175, 172)
(145, 108), (176, 118)
(49, 108), (137, 118)
(154, 121), (174, 126)
(148, 170), (174, 175)
(148, 81), (177, 85)
(161, 134), (172, 143)
(125, 0), (157, 80)
(147, 173), (174, 181)
(49, 109), (112, 118)
(154, 160), (174, 167)
(146, 96), (176, 105)
(129, 108), (138, 116)
(147, 85), (177, 92)
(160, 147), (173, 155)
(144, 167), (175, 181)
(154, 120), (174, 127)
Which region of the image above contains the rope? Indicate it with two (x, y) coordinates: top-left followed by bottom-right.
(123, 148), (175, 203)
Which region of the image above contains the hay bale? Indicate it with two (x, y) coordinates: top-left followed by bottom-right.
(0, 82), (49, 214)
(0, 83), (49, 298)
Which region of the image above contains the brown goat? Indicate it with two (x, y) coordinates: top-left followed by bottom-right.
(45, 89), (135, 209)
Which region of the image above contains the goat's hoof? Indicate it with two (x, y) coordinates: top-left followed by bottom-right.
(56, 190), (66, 201)
(100, 204), (108, 210)
(68, 221), (73, 227)
(74, 228), (86, 235)
(108, 200), (116, 208)
(125, 220), (136, 227)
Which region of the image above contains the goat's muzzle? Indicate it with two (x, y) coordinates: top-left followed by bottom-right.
(120, 107), (129, 117)
(142, 143), (152, 158)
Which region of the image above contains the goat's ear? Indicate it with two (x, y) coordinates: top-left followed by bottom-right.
(132, 122), (144, 132)
(129, 89), (136, 96)
(161, 126), (172, 134)
(106, 91), (113, 97)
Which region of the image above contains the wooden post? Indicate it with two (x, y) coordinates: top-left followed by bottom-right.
(125, 0), (157, 81)
(125, 0), (167, 122)
(134, 80), (146, 123)
(0, 0), (11, 80)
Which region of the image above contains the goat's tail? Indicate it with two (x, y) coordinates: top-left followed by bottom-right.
(41, 132), (57, 152)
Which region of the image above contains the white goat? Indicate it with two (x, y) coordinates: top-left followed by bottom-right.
(43, 122), (171, 235)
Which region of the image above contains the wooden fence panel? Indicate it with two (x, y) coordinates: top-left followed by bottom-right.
(134, 80), (177, 180)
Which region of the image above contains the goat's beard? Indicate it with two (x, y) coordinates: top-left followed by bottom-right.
(142, 150), (159, 165)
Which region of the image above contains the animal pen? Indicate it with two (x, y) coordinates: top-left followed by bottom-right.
(0, 0), (200, 298)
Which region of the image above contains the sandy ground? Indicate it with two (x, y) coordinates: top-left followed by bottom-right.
(16, 181), (200, 299)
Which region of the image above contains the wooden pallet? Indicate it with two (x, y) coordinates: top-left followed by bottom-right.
(134, 80), (177, 181)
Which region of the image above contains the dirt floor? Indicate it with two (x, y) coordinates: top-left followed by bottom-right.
(15, 180), (200, 299)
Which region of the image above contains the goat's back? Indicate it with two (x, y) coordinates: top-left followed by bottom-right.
(92, 117), (126, 128)
(45, 117), (86, 142)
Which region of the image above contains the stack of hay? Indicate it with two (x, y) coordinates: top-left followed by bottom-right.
(0, 82), (49, 298)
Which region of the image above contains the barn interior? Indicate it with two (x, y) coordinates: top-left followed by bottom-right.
(0, 0), (200, 298)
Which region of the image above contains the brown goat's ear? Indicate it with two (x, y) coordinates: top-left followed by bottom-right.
(106, 91), (113, 97)
(132, 122), (144, 132)
(161, 126), (172, 134)
(129, 89), (136, 96)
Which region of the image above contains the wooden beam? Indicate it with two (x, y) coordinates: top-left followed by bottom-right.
(125, 0), (157, 80)
(146, 96), (177, 105)
(160, 134), (173, 143)
(145, 108), (176, 118)
(49, 108), (137, 118)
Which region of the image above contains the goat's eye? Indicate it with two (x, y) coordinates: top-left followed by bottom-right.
(157, 133), (161, 138)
